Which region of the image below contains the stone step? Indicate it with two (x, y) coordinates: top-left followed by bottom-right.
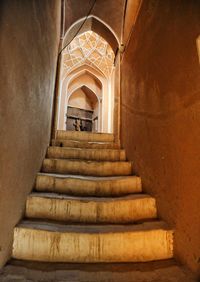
(35, 173), (142, 196)
(46, 147), (126, 161)
(12, 220), (174, 263)
(51, 139), (120, 149)
(56, 130), (114, 143)
(25, 193), (157, 223)
(42, 159), (132, 177)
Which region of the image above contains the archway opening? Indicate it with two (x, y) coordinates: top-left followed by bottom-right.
(66, 86), (99, 132)
(55, 17), (120, 136)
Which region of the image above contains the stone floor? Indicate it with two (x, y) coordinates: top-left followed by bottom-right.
(0, 259), (198, 282)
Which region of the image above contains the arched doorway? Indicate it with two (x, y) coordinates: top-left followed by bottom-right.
(57, 66), (103, 132)
(66, 85), (99, 132)
(54, 16), (120, 138)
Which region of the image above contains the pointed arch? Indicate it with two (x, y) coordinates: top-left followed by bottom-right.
(63, 16), (120, 53)
(68, 85), (99, 106)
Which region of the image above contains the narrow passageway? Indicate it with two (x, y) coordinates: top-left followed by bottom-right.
(57, 30), (116, 133)
(12, 130), (173, 263)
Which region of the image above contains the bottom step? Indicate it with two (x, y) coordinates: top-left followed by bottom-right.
(12, 221), (173, 263)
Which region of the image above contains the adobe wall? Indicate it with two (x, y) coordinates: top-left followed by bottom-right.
(0, 0), (61, 267)
(64, 0), (124, 43)
(121, 0), (200, 275)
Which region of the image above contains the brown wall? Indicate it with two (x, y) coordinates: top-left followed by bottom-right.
(0, 0), (61, 267)
(121, 0), (200, 276)
(64, 0), (124, 43)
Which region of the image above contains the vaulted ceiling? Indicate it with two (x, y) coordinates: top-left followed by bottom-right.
(62, 31), (115, 77)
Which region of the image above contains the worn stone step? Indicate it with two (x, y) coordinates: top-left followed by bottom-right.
(25, 193), (157, 223)
(42, 159), (132, 177)
(46, 147), (126, 161)
(56, 130), (114, 143)
(12, 220), (174, 263)
(35, 173), (142, 196)
(51, 139), (120, 149)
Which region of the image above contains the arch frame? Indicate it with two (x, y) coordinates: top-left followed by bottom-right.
(67, 84), (101, 131)
(57, 64), (105, 131)
(63, 15), (120, 53)
(53, 18), (118, 136)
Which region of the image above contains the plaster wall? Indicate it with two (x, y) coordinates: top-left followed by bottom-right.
(93, 102), (99, 118)
(123, 0), (142, 44)
(121, 0), (200, 275)
(113, 54), (121, 143)
(68, 89), (93, 110)
(68, 74), (102, 98)
(0, 0), (61, 267)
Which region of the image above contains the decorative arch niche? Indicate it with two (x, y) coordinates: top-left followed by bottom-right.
(58, 68), (103, 131)
(67, 85), (100, 132)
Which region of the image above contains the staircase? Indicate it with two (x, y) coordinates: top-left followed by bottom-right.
(12, 131), (173, 263)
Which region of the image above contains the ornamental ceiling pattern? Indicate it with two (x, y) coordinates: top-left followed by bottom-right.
(62, 31), (115, 77)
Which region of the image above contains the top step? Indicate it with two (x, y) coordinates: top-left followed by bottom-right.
(56, 130), (114, 143)
(51, 139), (120, 150)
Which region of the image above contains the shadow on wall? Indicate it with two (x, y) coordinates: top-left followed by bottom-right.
(0, 0), (61, 268)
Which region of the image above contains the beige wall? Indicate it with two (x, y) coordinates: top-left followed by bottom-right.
(68, 74), (102, 98)
(121, 0), (200, 276)
(123, 0), (142, 44)
(68, 89), (93, 110)
(0, 0), (61, 268)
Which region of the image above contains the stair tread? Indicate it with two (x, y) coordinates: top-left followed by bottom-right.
(51, 139), (120, 149)
(37, 172), (138, 181)
(42, 159), (132, 176)
(17, 220), (171, 233)
(56, 131), (114, 143)
(49, 146), (124, 152)
(56, 131), (114, 137)
(57, 131), (114, 136)
(47, 146), (126, 161)
(29, 192), (152, 201)
(35, 173), (142, 197)
(44, 158), (131, 164)
(53, 139), (116, 145)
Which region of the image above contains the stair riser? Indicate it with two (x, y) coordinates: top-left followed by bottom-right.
(25, 196), (157, 223)
(35, 175), (142, 196)
(47, 147), (126, 161)
(42, 159), (132, 177)
(12, 227), (173, 262)
(56, 131), (114, 142)
(51, 139), (120, 149)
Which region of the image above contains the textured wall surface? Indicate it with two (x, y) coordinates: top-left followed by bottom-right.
(0, 0), (61, 267)
(121, 0), (200, 276)
(64, 0), (124, 43)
